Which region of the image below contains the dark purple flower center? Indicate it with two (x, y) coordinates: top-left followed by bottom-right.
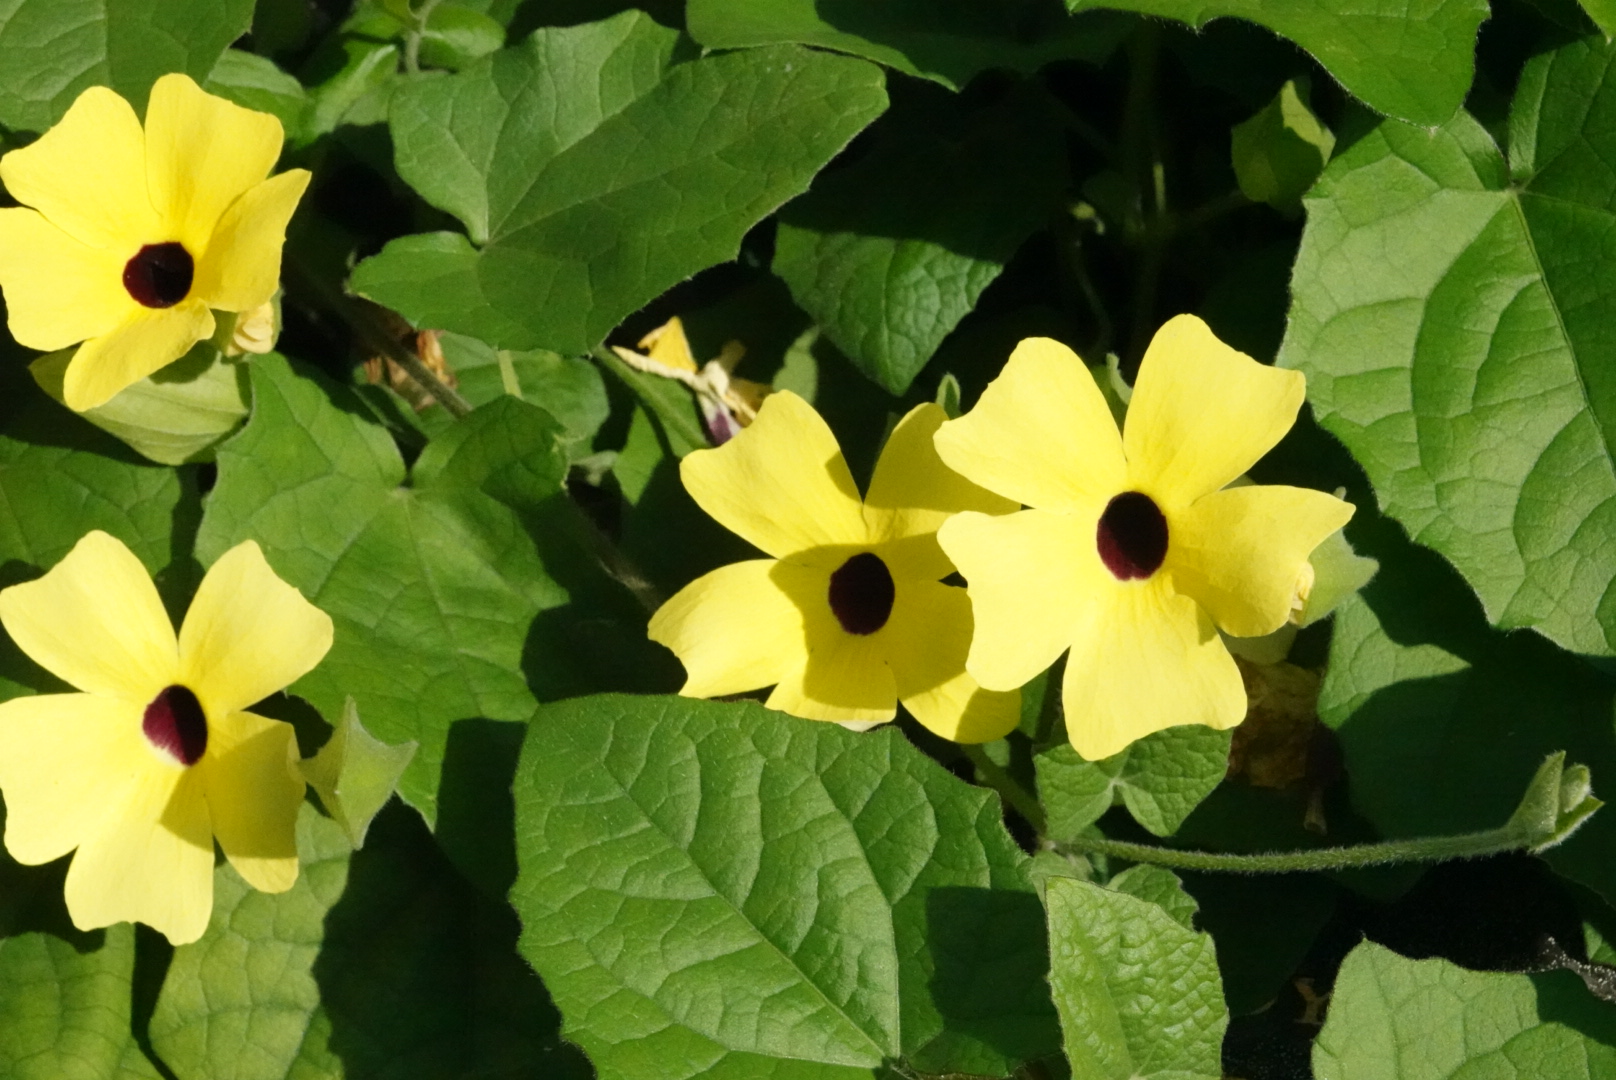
(143, 684), (208, 766)
(1096, 491), (1168, 580)
(828, 551), (895, 635)
(123, 242), (193, 308)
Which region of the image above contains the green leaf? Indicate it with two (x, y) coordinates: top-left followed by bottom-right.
(1281, 36), (1616, 656)
(1067, 0), (1486, 126)
(1230, 78), (1335, 211)
(687, 0), (1131, 91)
(300, 32), (398, 140)
(196, 354), (580, 826)
(433, 332), (609, 452)
(1106, 865), (1199, 929)
(352, 11), (888, 353)
(148, 806), (351, 1079)
(30, 344), (250, 467)
(0, 357), (192, 702)
(1314, 941), (1616, 1079)
(511, 694), (1061, 1079)
(300, 697), (418, 849)
(0, 924), (151, 1080)
(203, 48), (308, 142)
(774, 84), (1069, 394)
(1044, 876), (1226, 1080)
(1581, 0), (1616, 36)
(418, 2), (505, 69)
(1036, 726), (1231, 839)
(1315, 509), (1616, 905)
(598, 349), (710, 457)
(0, 0), (255, 130)
(149, 802), (588, 1079)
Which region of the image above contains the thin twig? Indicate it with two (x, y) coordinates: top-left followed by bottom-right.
(284, 256), (473, 418)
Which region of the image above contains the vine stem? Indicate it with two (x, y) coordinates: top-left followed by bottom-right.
(1055, 825), (1544, 875)
(401, 0), (446, 74)
(283, 256), (473, 418)
(962, 745), (1047, 834)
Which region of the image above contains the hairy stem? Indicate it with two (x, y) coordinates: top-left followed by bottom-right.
(1056, 825), (1542, 874)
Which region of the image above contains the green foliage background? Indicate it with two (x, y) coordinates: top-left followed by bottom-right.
(2, 1), (1616, 1078)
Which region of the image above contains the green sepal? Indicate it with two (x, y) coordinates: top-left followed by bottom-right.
(1299, 525), (1379, 627)
(300, 697), (418, 849)
(934, 372), (963, 419)
(1505, 751), (1602, 853)
(29, 341), (250, 466)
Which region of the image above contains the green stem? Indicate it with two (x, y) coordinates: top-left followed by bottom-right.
(284, 256), (473, 418)
(1121, 22), (1165, 364)
(495, 349), (525, 399)
(401, 0), (445, 74)
(963, 745), (1047, 834)
(1056, 824), (1541, 874)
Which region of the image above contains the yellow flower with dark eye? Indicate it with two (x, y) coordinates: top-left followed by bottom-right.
(0, 531), (333, 944)
(648, 391), (1021, 742)
(935, 315), (1354, 760)
(0, 74), (310, 412)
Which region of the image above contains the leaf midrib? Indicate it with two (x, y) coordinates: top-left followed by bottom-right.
(554, 710), (896, 1066)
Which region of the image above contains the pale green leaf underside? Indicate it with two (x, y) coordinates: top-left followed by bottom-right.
(1282, 37), (1616, 656)
(1314, 942), (1616, 1079)
(0, 0), (254, 131)
(1045, 876), (1225, 1080)
(511, 694), (1060, 1080)
(1066, 0), (1486, 126)
(353, 11), (887, 355)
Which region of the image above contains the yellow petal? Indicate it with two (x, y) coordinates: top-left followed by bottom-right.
(934, 337), (1127, 512)
(1168, 484), (1356, 638)
(64, 302), (216, 412)
(1061, 578), (1245, 761)
(767, 636), (896, 724)
(680, 391), (867, 558)
(0, 208), (135, 351)
(179, 540), (333, 719)
(1122, 315), (1305, 506)
(200, 710), (302, 893)
(144, 73), (285, 256)
(864, 403), (1017, 581)
(641, 316), (699, 373)
(0, 530), (176, 702)
(884, 580), (1019, 743)
(648, 558), (808, 698)
(63, 764), (215, 945)
(0, 85), (160, 249)
(0, 693), (148, 865)
(938, 507), (1109, 692)
(192, 170), (310, 312)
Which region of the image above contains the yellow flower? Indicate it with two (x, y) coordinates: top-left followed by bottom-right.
(0, 74), (310, 412)
(0, 531), (333, 944)
(648, 391), (1022, 742)
(934, 315), (1354, 760)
